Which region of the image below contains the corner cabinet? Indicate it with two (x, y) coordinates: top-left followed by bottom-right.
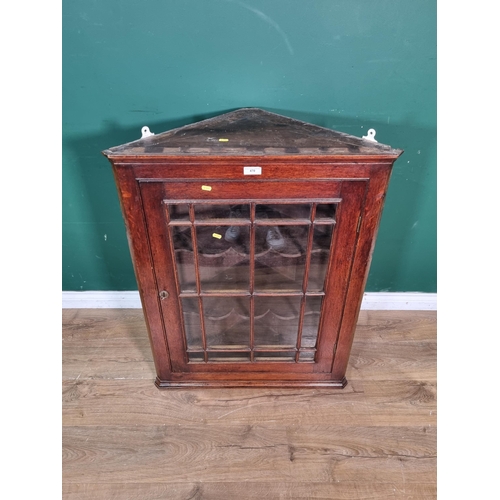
(103, 108), (402, 388)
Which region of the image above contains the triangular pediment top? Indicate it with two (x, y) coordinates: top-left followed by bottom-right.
(103, 108), (402, 158)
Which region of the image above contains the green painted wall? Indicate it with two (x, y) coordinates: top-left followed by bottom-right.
(63, 0), (436, 292)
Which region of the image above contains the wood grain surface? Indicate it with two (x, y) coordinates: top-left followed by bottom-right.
(103, 108), (403, 158)
(62, 309), (436, 499)
(106, 119), (401, 387)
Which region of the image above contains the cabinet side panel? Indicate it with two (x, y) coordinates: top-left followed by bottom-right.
(332, 163), (394, 379)
(314, 181), (367, 372)
(139, 182), (190, 371)
(110, 163), (173, 380)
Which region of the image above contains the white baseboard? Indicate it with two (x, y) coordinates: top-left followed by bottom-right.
(360, 292), (436, 310)
(62, 291), (436, 311)
(62, 291), (142, 309)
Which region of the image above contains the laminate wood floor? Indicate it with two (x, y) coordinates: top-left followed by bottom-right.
(62, 309), (436, 499)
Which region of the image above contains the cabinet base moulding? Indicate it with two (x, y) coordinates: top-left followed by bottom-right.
(155, 376), (348, 389)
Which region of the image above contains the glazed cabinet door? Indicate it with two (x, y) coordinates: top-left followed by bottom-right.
(140, 178), (367, 376)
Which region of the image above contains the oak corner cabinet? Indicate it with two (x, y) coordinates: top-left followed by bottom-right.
(103, 108), (403, 389)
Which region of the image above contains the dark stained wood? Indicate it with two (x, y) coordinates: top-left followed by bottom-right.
(332, 164), (394, 379)
(103, 108), (403, 158)
(103, 108), (403, 388)
(154, 178), (345, 201)
(109, 167), (172, 381)
(62, 309), (436, 499)
(313, 180), (367, 373)
(128, 161), (383, 179)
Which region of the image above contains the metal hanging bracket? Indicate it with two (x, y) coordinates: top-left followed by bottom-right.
(141, 126), (155, 139)
(362, 128), (377, 142)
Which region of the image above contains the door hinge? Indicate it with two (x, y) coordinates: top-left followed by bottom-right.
(356, 215), (362, 233)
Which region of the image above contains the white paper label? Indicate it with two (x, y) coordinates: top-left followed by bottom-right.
(244, 166), (262, 175)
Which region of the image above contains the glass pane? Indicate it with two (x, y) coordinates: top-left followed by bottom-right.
(254, 296), (301, 347)
(255, 204), (311, 220)
(180, 297), (202, 349)
(197, 226), (250, 291)
(167, 204), (190, 221)
(171, 226), (196, 292)
(187, 352), (204, 363)
(171, 202), (334, 365)
(308, 224), (334, 292)
(298, 350), (315, 362)
(254, 351), (296, 362)
(315, 203), (337, 222)
(207, 352), (250, 362)
(254, 225), (308, 291)
(203, 296), (250, 348)
(302, 296), (323, 348)
(195, 204), (250, 221)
